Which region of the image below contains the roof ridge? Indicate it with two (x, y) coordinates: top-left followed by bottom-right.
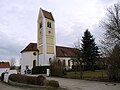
(29, 42), (37, 44)
(41, 8), (51, 13)
(56, 45), (75, 49)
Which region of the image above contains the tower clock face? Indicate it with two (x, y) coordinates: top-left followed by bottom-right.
(48, 30), (51, 34)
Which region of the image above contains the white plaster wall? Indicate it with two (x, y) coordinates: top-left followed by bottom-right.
(0, 68), (10, 76)
(39, 54), (55, 66)
(39, 54), (44, 66)
(21, 52), (38, 74)
(46, 54), (55, 66)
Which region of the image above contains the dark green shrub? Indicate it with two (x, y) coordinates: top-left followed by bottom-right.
(10, 66), (16, 70)
(9, 74), (46, 85)
(49, 80), (59, 87)
(9, 74), (60, 87)
(32, 66), (49, 74)
(72, 65), (89, 71)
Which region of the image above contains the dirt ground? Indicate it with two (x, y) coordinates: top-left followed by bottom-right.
(47, 77), (120, 90)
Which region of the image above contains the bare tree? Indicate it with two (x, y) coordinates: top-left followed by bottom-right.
(101, 3), (120, 48)
(101, 3), (120, 81)
(10, 58), (16, 66)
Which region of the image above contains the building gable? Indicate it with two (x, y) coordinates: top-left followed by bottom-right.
(21, 43), (39, 53)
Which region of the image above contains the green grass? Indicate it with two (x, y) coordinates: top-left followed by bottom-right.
(64, 70), (107, 79)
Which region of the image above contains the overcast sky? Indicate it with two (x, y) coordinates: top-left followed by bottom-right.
(0, 0), (119, 61)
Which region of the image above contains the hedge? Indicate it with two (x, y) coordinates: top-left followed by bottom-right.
(9, 74), (59, 87)
(32, 66), (49, 74)
(72, 65), (106, 71)
(9, 74), (45, 85)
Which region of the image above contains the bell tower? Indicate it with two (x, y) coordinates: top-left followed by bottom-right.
(37, 8), (56, 66)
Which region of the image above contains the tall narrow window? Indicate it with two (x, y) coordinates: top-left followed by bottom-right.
(68, 60), (70, 67)
(47, 22), (49, 27)
(49, 58), (52, 63)
(40, 22), (42, 28)
(63, 60), (66, 67)
(33, 60), (36, 67)
(47, 22), (51, 28)
(49, 22), (51, 28)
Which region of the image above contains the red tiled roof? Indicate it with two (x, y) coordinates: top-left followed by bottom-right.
(20, 43), (39, 53)
(41, 9), (54, 21)
(21, 43), (78, 57)
(0, 62), (10, 68)
(56, 46), (78, 57)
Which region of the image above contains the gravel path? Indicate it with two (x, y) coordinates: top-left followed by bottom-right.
(47, 77), (120, 90)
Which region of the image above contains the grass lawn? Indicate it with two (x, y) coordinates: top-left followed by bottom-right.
(64, 70), (107, 80)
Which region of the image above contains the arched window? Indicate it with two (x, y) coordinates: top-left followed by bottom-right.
(49, 22), (51, 28)
(49, 58), (52, 63)
(58, 59), (61, 65)
(68, 60), (70, 67)
(47, 22), (49, 27)
(33, 60), (36, 67)
(47, 22), (51, 28)
(63, 60), (66, 67)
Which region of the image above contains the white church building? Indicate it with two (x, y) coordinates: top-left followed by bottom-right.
(20, 8), (77, 74)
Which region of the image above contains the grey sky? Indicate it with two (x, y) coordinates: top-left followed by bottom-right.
(0, 0), (119, 60)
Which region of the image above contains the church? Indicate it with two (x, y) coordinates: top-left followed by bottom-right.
(20, 8), (78, 74)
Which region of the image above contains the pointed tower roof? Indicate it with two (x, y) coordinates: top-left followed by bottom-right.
(41, 8), (54, 21)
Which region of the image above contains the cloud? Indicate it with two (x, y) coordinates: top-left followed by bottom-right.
(97, 0), (119, 5)
(0, 31), (23, 59)
(0, 0), (41, 60)
(0, 0), (119, 60)
(56, 20), (87, 47)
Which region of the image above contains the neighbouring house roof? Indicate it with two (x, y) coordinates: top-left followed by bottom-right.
(0, 62), (10, 68)
(20, 43), (39, 53)
(21, 43), (78, 58)
(41, 8), (54, 21)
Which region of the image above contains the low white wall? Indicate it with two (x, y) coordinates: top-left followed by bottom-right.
(4, 74), (9, 83)
(4, 70), (17, 83)
(9, 70), (17, 75)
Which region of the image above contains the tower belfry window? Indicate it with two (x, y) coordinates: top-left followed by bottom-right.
(47, 22), (51, 28)
(49, 22), (51, 28)
(40, 22), (42, 28)
(47, 22), (49, 27)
